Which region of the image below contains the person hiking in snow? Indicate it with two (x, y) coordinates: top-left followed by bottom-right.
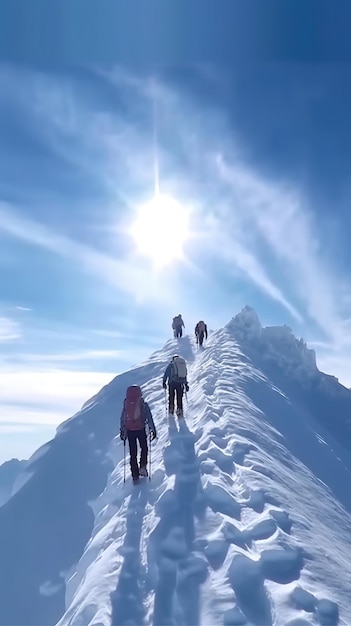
(172, 314), (185, 338)
(195, 320), (208, 347)
(120, 385), (157, 483)
(162, 354), (189, 416)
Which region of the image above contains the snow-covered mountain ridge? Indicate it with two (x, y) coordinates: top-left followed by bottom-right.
(230, 306), (318, 373)
(230, 307), (351, 447)
(0, 307), (351, 626)
(0, 457), (27, 507)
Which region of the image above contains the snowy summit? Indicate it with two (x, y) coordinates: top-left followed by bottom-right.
(0, 307), (351, 626)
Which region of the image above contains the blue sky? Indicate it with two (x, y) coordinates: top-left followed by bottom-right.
(2, 61), (351, 463)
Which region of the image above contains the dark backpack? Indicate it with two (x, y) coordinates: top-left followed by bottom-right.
(124, 385), (144, 431)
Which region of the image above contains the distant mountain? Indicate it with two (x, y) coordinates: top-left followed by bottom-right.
(0, 458), (27, 507)
(1, 307), (351, 626)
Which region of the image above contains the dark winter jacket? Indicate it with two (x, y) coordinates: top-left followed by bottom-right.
(120, 400), (156, 438)
(195, 321), (208, 339)
(172, 315), (185, 329)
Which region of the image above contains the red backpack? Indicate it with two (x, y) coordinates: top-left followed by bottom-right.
(124, 385), (144, 431)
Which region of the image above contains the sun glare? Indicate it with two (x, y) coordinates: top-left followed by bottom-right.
(130, 194), (189, 267)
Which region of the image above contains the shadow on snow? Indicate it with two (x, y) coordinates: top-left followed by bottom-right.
(152, 415), (205, 626)
(110, 484), (149, 626)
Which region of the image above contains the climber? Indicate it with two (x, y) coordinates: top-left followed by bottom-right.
(195, 320), (208, 346)
(162, 354), (189, 417)
(172, 314), (185, 338)
(120, 385), (157, 483)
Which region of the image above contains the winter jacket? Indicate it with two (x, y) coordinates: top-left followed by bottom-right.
(120, 400), (156, 438)
(172, 315), (185, 329)
(195, 321), (208, 339)
(162, 361), (188, 387)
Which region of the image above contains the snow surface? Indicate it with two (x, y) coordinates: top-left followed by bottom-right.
(1, 306), (351, 626)
(0, 458), (27, 507)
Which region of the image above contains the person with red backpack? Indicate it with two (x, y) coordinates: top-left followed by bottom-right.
(162, 354), (189, 417)
(120, 385), (157, 483)
(195, 320), (208, 346)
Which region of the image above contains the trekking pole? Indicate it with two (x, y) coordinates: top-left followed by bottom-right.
(123, 439), (126, 484)
(164, 387), (168, 419)
(149, 431), (152, 481)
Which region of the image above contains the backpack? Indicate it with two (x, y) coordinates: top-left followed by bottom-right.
(173, 315), (182, 327)
(124, 385), (144, 431)
(198, 321), (205, 332)
(171, 356), (187, 383)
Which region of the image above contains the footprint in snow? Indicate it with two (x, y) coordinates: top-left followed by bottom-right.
(205, 482), (241, 520)
(208, 426), (230, 440)
(261, 547), (303, 584)
(210, 434), (228, 449)
(249, 518), (278, 541)
(176, 555), (209, 626)
(228, 554), (272, 625)
(160, 526), (188, 560)
(222, 517), (277, 550)
(240, 488), (266, 513)
(316, 598), (339, 625)
(231, 442), (257, 465)
(203, 538), (229, 570)
(290, 586), (316, 613)
(153, 556), (177, 626)
(227, 547), (304, 626)
(268, 508), (292, 534)
(204, 373), (218, 395)
(199, 459), (218, 475)
(290, 586), (339, 626)
(198, 446), (234, 475)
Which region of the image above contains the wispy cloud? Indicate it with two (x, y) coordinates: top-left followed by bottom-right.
(206, 226), (302, 322)
(15, 306), (32, 312)
(0, 317), (21, 341)
(99, 74), (302, 317)
(125, 71), (351, 368)
(0, 364), (114, 462)
(121, 70), (350, 342)
(3, 65), (349, 337)
(0, 203), (172, 304)
(16, 349), (123, 363)
(1, 65), (156, 198)
(0, 367), (114, 422)
(214, 154), (350, 342)
(99, 72), (301, 320)
(2, 64), (351, 392)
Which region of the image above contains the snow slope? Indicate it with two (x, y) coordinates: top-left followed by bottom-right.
(56, 307), (351, 626)
(1, 307), (351, 626)
(0, 458), (27, 507)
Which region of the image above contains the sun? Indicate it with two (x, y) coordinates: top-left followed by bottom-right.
(130, 194), (190, 267)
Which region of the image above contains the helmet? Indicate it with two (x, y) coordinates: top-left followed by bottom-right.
(172, 354), (179, 360)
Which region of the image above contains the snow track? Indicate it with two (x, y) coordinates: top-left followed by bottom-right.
(57, 318), (351, 626)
